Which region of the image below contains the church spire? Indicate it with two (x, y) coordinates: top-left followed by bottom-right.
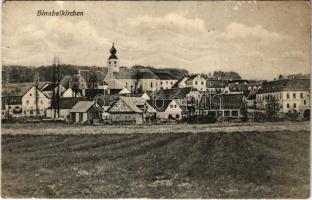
(109, 42), (118, 59)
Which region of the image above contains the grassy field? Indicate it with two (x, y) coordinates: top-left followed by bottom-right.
(1, 122), (310, 198)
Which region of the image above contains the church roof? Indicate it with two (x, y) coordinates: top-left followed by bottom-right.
(136, 69), (159, 79)
(109, 43), (118, 59)
(113, 68), (159, 80)
(153, 71), (176, 80)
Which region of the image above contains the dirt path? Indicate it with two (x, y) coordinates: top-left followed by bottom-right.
(1, 121), (310, 135)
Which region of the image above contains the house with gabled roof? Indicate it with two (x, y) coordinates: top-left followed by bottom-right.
(21, 85), (51, 117)
(153, 71), (178, 90)
(206, 79), (227, 94)
(46, 97), (83, 120)
(41, 83), (66, 98)
(185, 74), (207, 91)
(69, 101), (97, 124)
(256, 79), (310, 118)
(155, 87), (202, 108)
(148, 99), (186, 121)
(108, 96), (155, 124)
(198, 93), (244, 118)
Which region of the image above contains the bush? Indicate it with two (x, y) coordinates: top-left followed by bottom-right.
(285, 110), (300, 121)
(182, 113), (217, 124)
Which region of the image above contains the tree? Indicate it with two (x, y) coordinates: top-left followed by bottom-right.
(264, 95), (280, 121)
(240, 100), (248, 122)
(213, 70), (242, 80)
(89, 70), (98, 89)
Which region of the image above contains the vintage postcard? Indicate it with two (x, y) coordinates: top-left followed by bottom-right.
(1, 0), (310, 198)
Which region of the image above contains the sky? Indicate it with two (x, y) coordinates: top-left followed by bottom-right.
(2, 1), (310, 80)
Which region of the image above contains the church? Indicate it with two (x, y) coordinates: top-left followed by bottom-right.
(104, 43), (178, 93)
(71, 43), (178, 94)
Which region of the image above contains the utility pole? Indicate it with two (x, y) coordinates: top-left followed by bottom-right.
(56, 57), (61, 118)
(34, 71), (40, 118)
(52, 56), (57, 119)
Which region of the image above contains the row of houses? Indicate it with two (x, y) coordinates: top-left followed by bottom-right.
(1, 44), (310, 123)
(2, 77), (310, 124)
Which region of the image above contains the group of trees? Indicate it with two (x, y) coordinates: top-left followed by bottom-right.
(213, 71), (242, 80)
(248, 96), (301, 122)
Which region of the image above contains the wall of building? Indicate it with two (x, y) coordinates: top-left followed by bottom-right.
(186, 76), (207, 91)
(139, 79), (158, 92)
(256, 90), (310, 113)
(110, 113), (143, 124)
(158, 79), (178, 90)
(158, 100), (182, 120)
(22, 86), (51, 117)
(282, 91), (310, 112)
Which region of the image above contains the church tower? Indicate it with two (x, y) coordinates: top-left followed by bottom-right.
(107, 43), (119, 73)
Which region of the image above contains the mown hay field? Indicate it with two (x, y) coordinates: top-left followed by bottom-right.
(1, 122), (310, 198)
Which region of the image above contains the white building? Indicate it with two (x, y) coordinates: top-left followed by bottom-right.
(185, 74), (207, 91)
(22, 85), (51, 117)
(256, 79), (310, 118)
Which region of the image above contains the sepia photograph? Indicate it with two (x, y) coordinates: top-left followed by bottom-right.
(1, 0), (311, 198)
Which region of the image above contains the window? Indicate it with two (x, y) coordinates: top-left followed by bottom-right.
(8, 106), (11, 109)
(166, 81), (168, 84)
(30, 110), (33, 114)
(231, 111), (238, 116)
(287, 103), (290, 108)
(160, 81), (163, 85)
(150, 82), (153, 88)
(293, 103), (296, 108)
(300, 93), (304, 98)
(24, 111), (26, 115)
(201, 81), (204, 85)
(224, 111), (230, 116)
(293, 93), (296, 99)
(171, 82), (173, 85)
(195, 81), (198, 85)
(287, 93), (290, 99)
(109, 61), (111, 64)
(114, 61), (117, 64)
(29, 93), (32, 96)
(170, 105), (173, 108)
(304, 100), (307, 105)
(174, 105), (177, 108)
(176, 114), (180, 119)
(40, 100), (43, 105)
(26, 100), (29, 105)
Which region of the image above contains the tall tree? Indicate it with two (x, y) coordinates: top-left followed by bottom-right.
(264, 95), (280, 121)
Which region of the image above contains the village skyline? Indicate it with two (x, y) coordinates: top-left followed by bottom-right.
(2, 1), (310, 80)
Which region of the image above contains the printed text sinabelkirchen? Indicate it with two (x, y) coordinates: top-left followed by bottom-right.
(37, 10), (83, 16)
